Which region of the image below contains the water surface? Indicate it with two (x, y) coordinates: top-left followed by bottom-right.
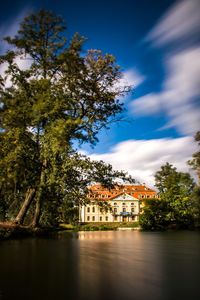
(0, 231), (199, 300)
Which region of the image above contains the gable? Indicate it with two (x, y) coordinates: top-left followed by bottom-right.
(111, 193), (138, 201)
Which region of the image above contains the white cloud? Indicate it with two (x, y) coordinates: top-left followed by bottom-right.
(131, 0), (200, 136)
(0, 7), (31, 53)
(131, 47), (200, 135)
(114, 69), (144, 101)
(0, 55), (32, 88)
(87, 137), (198, 188)
(131, 92), (162, 115)
(0, 8), (33, 87)
(120, 69), (144, 89)
(146, 0), (200, 47)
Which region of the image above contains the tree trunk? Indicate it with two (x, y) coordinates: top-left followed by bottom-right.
(14, 188), (36, 225)
(31, 198), (41, 228)
(31, 161), (47, 228)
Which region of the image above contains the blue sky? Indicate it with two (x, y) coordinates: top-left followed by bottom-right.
(0, 0), (199, 186)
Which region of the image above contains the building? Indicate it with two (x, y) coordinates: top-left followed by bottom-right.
(79, 184), (158, 223)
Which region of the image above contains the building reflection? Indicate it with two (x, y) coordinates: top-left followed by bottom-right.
(76, 231), (164, 300)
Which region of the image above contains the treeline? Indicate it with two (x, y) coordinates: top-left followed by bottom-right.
(0, 10), (134, 228)
(140, 132), (200, 230)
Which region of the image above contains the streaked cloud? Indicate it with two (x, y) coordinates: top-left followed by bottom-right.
(131, 0), (200, 135)
(87, 137), (197, 188)
(0, 7), (33, 87)
(120, 69), (144, 90)
(131, 47), (200, 135)
(145, 0), (200, 47)
(0, 7), (32, 54)
(114, 69), (144, 101)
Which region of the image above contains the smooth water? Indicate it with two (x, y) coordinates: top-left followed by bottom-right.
(0, 231), (200, 300)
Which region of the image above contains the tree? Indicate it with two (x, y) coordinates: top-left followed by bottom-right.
(188, 131), (200, 183)
(139, 199), (168, 230)
(140, 163), (195, 230)
(0, 10), (133, 227)
(188, 131), (200, 227)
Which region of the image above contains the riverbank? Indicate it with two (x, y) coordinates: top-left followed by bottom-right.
(0, 221), (140, 240)
(59, 222), (140, 231)
(0, 222), (61, 240)
(1, 221), (198, 240)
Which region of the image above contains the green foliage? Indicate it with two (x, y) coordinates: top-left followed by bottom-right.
(140, 163), (195, 230)
(0, 10), (133, 227)
(139, 199), (169, 230)
(190, 186), (200, 228)
(71, 222), (139, 231)
(0, 228), (13, 239)
(0, 199), (7, 221)
(188, 131), (200, 183)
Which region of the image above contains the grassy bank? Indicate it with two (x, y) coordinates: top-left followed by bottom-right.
(59, 222), (140, 231)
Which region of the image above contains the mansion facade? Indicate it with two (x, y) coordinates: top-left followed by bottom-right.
(79, 184), (158, 223)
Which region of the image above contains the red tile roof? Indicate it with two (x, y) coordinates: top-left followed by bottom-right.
(88, 184), (158, 200)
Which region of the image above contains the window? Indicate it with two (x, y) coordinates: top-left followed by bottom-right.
(114, 207), (117, 213)
(114, 202), (117, 206)
(123, 207), (126, 212)
(92, 216), (95, 221)
(92, 207), (95, 213)
(105, 216), (108, 221)
(87, 207), (90, 212)
(131, 208), (134, 213)
(131, 202), (134, 206)
(100, 208), (103, 213)
(87, 216), (90, 221)
(100, 216), (102, 221)
(132, 216), (135, 221)
(122, 202), (126, 206)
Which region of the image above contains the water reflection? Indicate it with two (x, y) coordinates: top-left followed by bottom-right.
(77, 231), (164, 300)
(0, 231), (199, 300)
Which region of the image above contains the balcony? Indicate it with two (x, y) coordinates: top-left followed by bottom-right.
(112, 212), (136, 216)
(120, 212), (133, 216)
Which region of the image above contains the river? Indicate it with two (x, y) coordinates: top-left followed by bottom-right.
(0, 231), (200, 300)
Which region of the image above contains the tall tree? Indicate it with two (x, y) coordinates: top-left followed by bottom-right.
(188, 131), (200, 227)
(0, 10), (132, 227)
(140, 163), (195, 230)
(188, 131), (200, 183)
(155, 163), (195, 226)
